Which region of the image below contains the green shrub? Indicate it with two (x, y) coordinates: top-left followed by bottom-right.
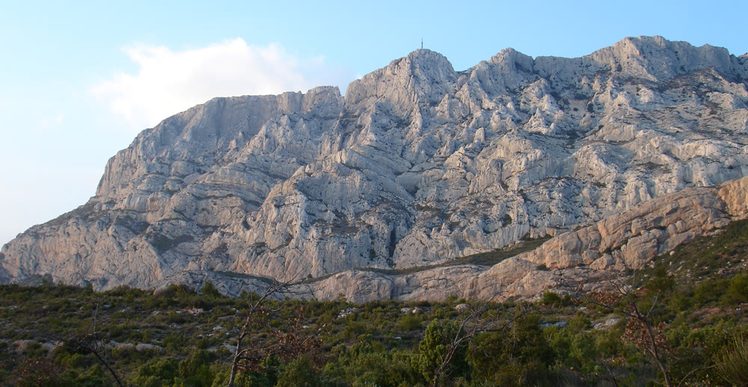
(693, 279), (729, 305)
(130, 357), (179, 387)
(178, 349), (216, 386)
(201, 280), (221, 298)
(417, 319), (469, 383)
(277, 355), (322, 387)
(399, 313), (422, 331)
(722, 273), (748, 305)
(467, 316), (554, 385)
(647, 266), (674, 293)
(567, 315), (591, 332)
(343, 321), (367, 339)
(540, 291), (562, 306)
(716, 336), (748, 386)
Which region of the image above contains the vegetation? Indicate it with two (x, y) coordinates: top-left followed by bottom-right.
(1, 220), (748, 386)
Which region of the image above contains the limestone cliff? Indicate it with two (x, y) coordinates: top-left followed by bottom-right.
(2, 36), (748, 301)
(304, 176), (742, 303)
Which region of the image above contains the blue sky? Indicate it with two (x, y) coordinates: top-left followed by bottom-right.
(1, 0), (747, 245)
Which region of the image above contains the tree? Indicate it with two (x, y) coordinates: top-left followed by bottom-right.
(467, 314), (555, 386)
(581, 277), (673, 387)
(417, 302), (528, 387)
(276, 355), (322, 387)
(226, 281), (322, 387)
(131, 357), (179, 387)
(323, 337), (422, 386)
(57, 304), (125, 387)
(9, 357), (67, 387)
(417, 319), (469, 385)
(201, 280), (221, 298)
(177, 349), (217, 386)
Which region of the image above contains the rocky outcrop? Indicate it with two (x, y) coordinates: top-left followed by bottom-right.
(300, 176), (748, 302)
(2, 36), (748, 301)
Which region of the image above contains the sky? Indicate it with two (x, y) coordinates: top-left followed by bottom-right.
(1, 0), (747, 246)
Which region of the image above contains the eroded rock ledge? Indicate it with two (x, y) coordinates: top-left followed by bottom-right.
(292, 176), (748, 302)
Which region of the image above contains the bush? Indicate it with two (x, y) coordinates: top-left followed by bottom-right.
(399, 314), (422, 331)
(722, 273), (748, 305)
(201, 280), (221, 298)
(417, 320), (469, 383)
(10, 358), (67, 386)
(130, 357), (179, 387)
(178, 349), (216, 386)
(568, 315), (591, 332)
(277, 355), (322, 387)
(467, 316), (554, 385)
(716, 336), (748, 386)
(540, 291), (562, 306)
(693, 279), (728, 305)
(647, 266), (674, 293)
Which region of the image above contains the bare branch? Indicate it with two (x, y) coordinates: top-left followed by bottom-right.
(226, 280), (323, 387)
(577, 275), (673, 387)
(429, 302), (530, 387)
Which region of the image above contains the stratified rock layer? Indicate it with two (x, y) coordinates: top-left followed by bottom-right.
(2, 36), (748, 301)
(294, 176), (748, 302)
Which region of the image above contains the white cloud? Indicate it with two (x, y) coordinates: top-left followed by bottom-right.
(91, 38), (355, 131)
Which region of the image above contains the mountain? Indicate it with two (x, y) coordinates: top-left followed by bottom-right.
(2, 36), (748, 301)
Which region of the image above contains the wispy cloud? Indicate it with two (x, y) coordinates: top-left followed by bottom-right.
(91, 38), (355, 131)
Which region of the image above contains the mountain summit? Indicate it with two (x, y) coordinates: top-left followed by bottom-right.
(3, 36), (748, 301)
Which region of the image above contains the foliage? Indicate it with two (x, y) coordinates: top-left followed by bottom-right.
(467, 315), (555, 386)
(540, 291), (564, 306)
(276, 355), (322, 387)
(416, 319), (469, 384)
(715, 336), (748, 386)
(1, 219), (748, 386)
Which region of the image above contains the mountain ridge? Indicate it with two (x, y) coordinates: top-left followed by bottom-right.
(2, 36), (748, 301)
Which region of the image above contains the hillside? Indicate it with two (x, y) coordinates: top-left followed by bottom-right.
(2, 36), (748, 301)
(0, 217), (746, 385)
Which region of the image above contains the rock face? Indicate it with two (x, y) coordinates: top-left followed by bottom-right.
(297, 176), (748, 303)
(2, 36), (748, 301)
